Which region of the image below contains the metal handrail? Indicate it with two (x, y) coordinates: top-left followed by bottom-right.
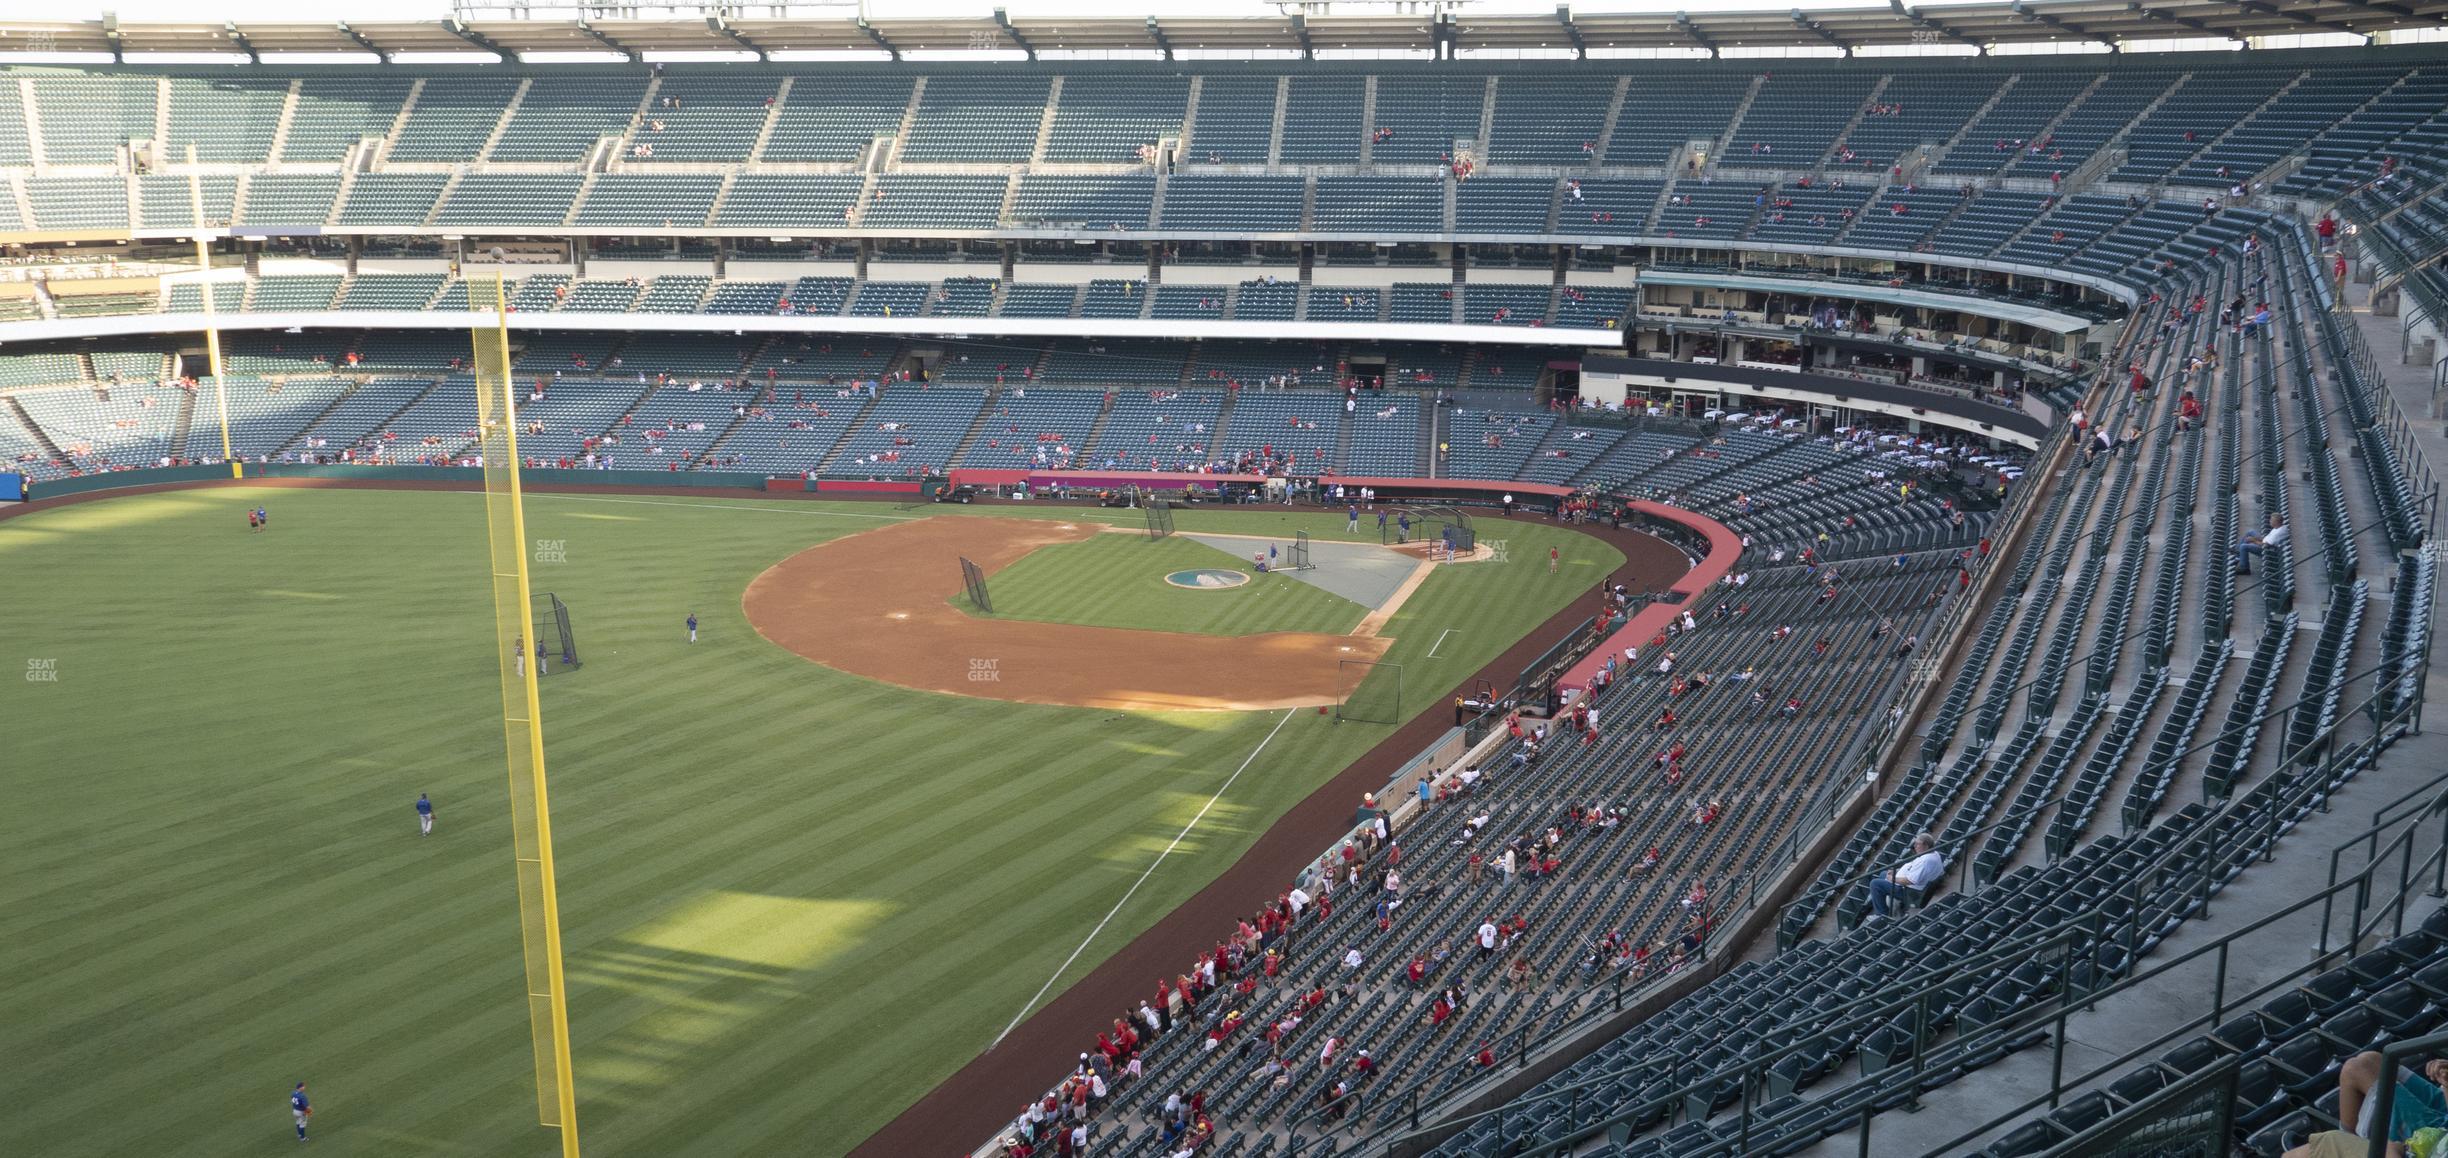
(1910, 684), (2437, 1155)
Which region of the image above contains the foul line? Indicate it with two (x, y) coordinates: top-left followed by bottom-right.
(1428, 628), (1457, 658)
(989, 706), (1298, 1050)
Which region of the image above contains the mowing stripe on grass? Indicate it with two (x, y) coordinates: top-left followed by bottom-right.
(990, 707), (1297, 1050)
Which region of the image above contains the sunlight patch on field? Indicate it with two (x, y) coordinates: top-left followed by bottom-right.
(257, 588), (346, 601)
(618, 891), (893, 972)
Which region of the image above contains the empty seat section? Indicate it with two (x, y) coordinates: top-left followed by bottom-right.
(1216, 390), (1341, 474)
(187, 377), (353, 460)
(433, 174), (585, 228)
(713, 174), (862, 229)
(1843, 187), (1961, 250)
(1553, 285), (1634, 329)
(1457, 178), (1555, 234)
(931, 278), (999, 318)
(1443, 407), (1555, 479)
(25, 176), (130, 231)
(337, 174), (450, 228)
(336, 274), (445, 311)
(1080, 279), (1150, 320)
(1010, 176), (1155, 230)
(1234, 280), (1299, 322)
(760, 75), (914, 162)
(555, 280), (644, 313)
(1836, 74), (2003, 170)
(1314, 177), (1442, 233)
(1933, 73), (2098, 177)
(1749, 184), (1871, 246)
(777, 277), (851, 318)
(1729, 72), (1880, 162)
(827, 386), (985, 478)
(1183, 76), (1277, 163)
(1159, 176), (1303, 233)
(136, 175), (237, 230)
(703, 281), (787, 315)
(958, 387), (1105, 469)
(998, 283), (1081, 319)
(610, 334), (758, 380)
(900, 75), (1049, 163)
(849, 281), (930, 317)
(247, 276), (343, 313)
(863, 175), (1007, 231)
(750, 336), (897, 382)
(1344, 392), (1420, 475)
(31, 75), (155, 164)
(238, 174), (340, 228)
(1488, 76), (1614, 164)
(1151, 285), (1229, 320)
(1558, 179), (1662, 236)
(2004, 73), (2173, 179)
(1370, 76), (1486, 165)
(387, 76), (521, 161)
(573, 174), (721, 228)
(166, 283), (242, 313)
(634, 276), (711, 313)
(1040, 340), (1185, 388)
(492, 76), (647, 162)
(1084, 388), (1222, 471)
(631, 76), (779, 162)
(164, 77), (289, 163)
(1463, 284), (1551, 326)
(1608, 74), (1751, 165)
(1280, 77), (1365, 163)
(1044, 76), (1186, 163)
(281, 77), (416, 163)
(1654, 182), (1757, 240)
(1308, 287), (1381, 323)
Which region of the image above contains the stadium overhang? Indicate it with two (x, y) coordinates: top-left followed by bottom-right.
(0, 0), (2439, 61)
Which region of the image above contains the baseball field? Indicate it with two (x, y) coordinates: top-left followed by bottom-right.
(0, 483), (1623, 1158)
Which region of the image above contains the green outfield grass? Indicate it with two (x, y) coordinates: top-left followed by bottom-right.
(0, 487), (1619, 1158)
(954, 531), (1369, 635)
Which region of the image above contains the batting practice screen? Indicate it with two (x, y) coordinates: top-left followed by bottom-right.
(1290, 530), (1313, 570)
(960, 556), (994, 613)
(531, 592), (580, 673)
(1335, 659), (1404, 724)
(1147, 498), (1176, 540)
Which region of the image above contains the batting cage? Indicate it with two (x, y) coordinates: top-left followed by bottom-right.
(1289, 530), (1313, 570)
(1147, 498), (1176, 541)
(960, 556), (994, 613)
(531, 592), (580, 673)
(1335, 659), (1404, 724)
(1378, 505), (1475, 552)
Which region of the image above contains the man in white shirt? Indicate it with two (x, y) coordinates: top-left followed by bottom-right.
(1869, 833), (1946, 918)
(2236, 514), (2290, 575)
(1477, 918), (1500, 958)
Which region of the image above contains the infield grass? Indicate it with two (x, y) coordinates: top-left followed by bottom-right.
(953, 531), (1370, 635)
(0, 486), (1619, 1158)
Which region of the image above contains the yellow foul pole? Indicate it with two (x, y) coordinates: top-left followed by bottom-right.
(471, 272), (583, 1158)
(187, 152), (236, 478)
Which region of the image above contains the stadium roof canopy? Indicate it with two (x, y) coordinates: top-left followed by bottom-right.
(3, 0), (2446, 62)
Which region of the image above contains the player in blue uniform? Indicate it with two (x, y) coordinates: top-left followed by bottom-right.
(416, 793), (433, 836)
(290, 1082), (311, 1141)
(687, 612), (698, 643)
